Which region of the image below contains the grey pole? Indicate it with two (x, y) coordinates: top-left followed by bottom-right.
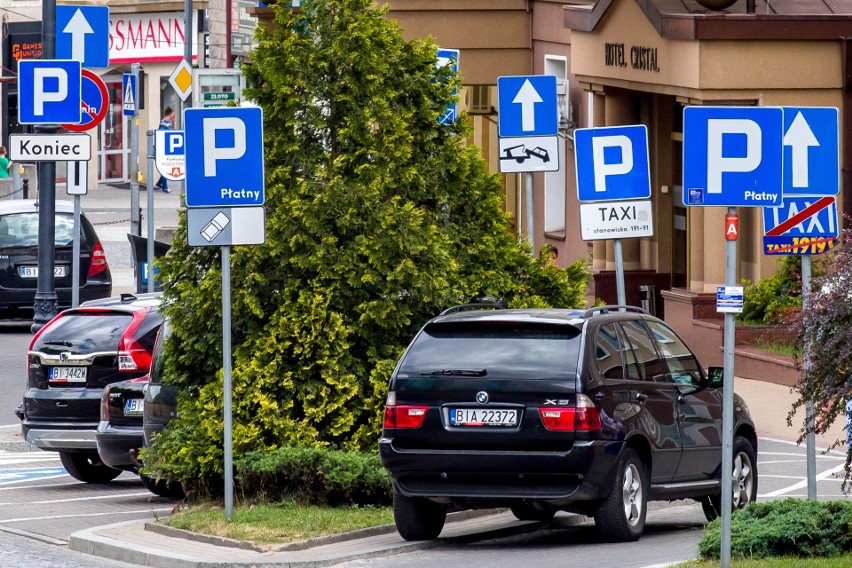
(32, 0), (58, 333)
(720, 208), (737, 568)
(130, 63), (141, 237)
(146, 131), (156, 293)
(614, 239), (626, 306)
(222, 245), (234, 520)
(802, 255), (816, 498)
(525, 173), (533, 249)
(72, 196), (81, 307)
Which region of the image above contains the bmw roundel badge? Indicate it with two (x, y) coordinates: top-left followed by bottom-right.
(476, 391), (489, 404)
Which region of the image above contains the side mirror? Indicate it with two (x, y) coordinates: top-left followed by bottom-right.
(707, 366), (723, 388)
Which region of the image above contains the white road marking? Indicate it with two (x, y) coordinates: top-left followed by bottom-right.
(0, 491), (152, 507)
(761, 463), (847, 497)
(0, 508), (173, 524)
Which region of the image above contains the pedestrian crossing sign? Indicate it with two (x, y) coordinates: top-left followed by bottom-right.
(122, 73), (137, 117)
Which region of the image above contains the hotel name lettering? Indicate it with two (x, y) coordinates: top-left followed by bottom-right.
(605, 43), (659, 72)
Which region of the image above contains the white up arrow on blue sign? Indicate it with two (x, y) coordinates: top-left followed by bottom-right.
(782, 107), (839, 196)
(574, 124), (651, 202)
(18, 60), (82, 125)
(683, 106), (783, 207)
(497, 76), (558, 137)
(184, 107), (265, 208)
(56, 6), (110, 69)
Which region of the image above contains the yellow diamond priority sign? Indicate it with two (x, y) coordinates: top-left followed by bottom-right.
(169, 59), (193, 101)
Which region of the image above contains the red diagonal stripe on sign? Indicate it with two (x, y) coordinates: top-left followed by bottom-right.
(765, 196), (834, 237)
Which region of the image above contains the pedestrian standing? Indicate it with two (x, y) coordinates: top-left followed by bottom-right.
(846, 398), (852, 451)
(155, 107), (176, 193)
(0, 146), (12, 179)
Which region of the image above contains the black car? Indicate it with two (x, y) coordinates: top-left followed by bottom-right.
(139, 320), (184, 498)
(21, 293), (163, 483)
(380, 305), (758, 542)
(0, 199), (112, 316)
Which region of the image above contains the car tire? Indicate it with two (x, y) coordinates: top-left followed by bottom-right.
(593, 447), (647, 542)
(140, 474), (186, 499)
(701, 436), (757, 522)
(510, 503), (556, 522)
(393, 491), (446, 541)
(59, 451), (122, 484)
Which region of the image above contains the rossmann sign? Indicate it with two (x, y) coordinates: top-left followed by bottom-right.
(109, 12), (198, 64)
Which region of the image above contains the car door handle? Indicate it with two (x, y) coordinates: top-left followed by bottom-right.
(634, 393), (648, 403)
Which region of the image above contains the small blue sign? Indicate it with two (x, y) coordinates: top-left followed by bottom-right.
(716, 286), (744, 314)
(497, 75), (558, 137)
(763, 195), (839, 256)
(122, 74), (137, 116)
(575, 125), (651, 202)
(56, 6), (110, 69)
(437, 49), (459, 126)
(18, 60), (82, 125)
(683, 106), (783, 207)
(782, 107), (839, 196)
(184, 107), (265, 208)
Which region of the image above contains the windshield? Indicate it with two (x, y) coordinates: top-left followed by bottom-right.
(397, 322), (581, 380)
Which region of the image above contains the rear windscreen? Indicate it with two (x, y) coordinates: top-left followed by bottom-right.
(32, 313), (133, 354)
(397, 322), (581, 379)
(0, 212), (81, 247)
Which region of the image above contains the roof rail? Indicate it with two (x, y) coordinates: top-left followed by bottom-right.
(582, 305), (648, 318)
(439, 301), (505, 316)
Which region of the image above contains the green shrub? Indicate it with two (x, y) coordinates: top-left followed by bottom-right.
(234, 447), (392, 507)
(698, 499), (852, 559)
(740, 257), (803, 325)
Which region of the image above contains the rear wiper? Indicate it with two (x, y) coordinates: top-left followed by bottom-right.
(422, 369), (487, 377)
(44, 341), (72, 347)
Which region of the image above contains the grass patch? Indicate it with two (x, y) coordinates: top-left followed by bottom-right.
(750, 339), (795, 357)
(162, 501), (393, 544)
(674, 556), (852, 568)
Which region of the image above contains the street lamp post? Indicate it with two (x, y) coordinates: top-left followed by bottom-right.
(32, 0), (59, 333)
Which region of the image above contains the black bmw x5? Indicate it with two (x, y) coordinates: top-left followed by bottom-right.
(380, 305), (758, 542)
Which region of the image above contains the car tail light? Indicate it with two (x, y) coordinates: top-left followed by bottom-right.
(100, 385), (112, 421)
(87, 241), (108, 278)
(383, 393), (428, 429)
(539, 395), (602, 432)
(118, 309), (153, 372)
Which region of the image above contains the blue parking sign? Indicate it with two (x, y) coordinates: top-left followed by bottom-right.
(184, 107), (265, 208)
(575, 125), (651, 202)
(683, 106), (783, 207)
(18, 60), (82, 125)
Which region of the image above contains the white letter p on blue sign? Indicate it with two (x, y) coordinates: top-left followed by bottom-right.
(575, 124), (651, 202)
(184, 107), (265, 208)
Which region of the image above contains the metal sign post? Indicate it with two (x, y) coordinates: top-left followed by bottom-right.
(496, 76), (559, 252)
(129, 62), (141, 237)
(719, 210), (739, 568)
(146, 131), (155, 293)
(574, 125), (652, 306)
(184, 107), (265, 521)
(802, 256), (815, 498)
(66, 159), (88, 307)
